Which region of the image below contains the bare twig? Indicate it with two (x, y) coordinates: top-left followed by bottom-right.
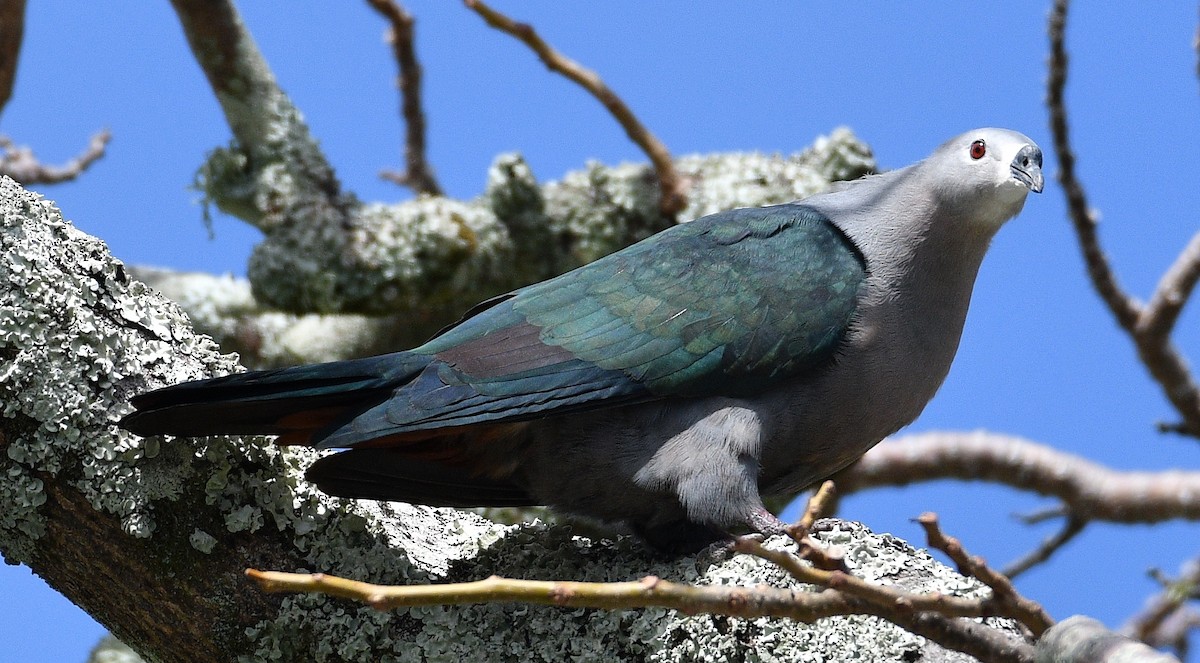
(835, 432), (1200, 524)
(247, 565), (1036, 662)
(1001, 515), (1087, 580)
(0, 0), (26, 118)
(780, 481), (848, 572)
(1124, 556), (1200, 657)
(0, 129), (111, 184)
(1138, 233), (1200, 344)
(463, 0), (687, 217)
(1048, 0), (1200, 438)
(1047, 0), (1141, 329)
(915, 513), (1055, 637)
(1014, 504), (1070, 526)
(366, 0), (442, 196)
(0, 0), (108, 185)
(792, 480), (838, 535)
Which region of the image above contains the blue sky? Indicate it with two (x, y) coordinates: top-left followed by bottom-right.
(3, 2), (1198, 660)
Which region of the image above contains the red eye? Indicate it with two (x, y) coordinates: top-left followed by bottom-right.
(969, 140), (987, 160)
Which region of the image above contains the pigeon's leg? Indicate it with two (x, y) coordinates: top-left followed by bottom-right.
(745, 506), (788, 537)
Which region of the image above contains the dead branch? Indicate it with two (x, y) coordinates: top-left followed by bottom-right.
(249, 546), (1038, 663)
(915, 513), (1054, 636)
(1001, 515), (1087, 580)
(248, 489), (1042, 662)
(1124, 556), (1200, 657)
(463, 0), (687, 218)
(0, 129), (111, 184)
(1048, 0), (1200, 438)
(366, 0), (443, 196)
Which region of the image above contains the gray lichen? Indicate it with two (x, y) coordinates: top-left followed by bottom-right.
(88, 634), (144, 663)
(127, 267), (402, 369)
(199, 126), (873, 317)
(177, 129), (875, 366)
(242, 521), (1023, 663)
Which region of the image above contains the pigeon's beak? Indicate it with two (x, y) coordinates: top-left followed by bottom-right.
(1010, 144), (1044, 193)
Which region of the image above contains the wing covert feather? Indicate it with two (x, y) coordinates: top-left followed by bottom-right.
(319, 203), (865, 447)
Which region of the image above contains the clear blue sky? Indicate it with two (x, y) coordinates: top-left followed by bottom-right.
(3, 2), (1198, 660)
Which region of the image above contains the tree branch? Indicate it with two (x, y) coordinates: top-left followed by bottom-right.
(366, 0), (443, 196)
(1124, 555), (1200, 657)
(1048, 0), (1200, 438)
(252, 517), (1041, 663)
(463, 0), (688, 218)
(915, 513), (1054, 636)
(1138, 232), (1200, 347)
(0, 129), (111, 185)
(834, 432), (1200, 524)
(1001, 514), (1087, 580)
(1047, 0), (1141, 330)
(0, 0), (25, 119)
(1038, 616), (1183, 663)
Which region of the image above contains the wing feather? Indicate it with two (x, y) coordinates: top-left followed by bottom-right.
(320, 203), (865, 449)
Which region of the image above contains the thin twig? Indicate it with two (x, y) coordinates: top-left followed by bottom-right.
(0, 0), (106, 186)
(792, 480), (838, 535)
(1047, 0), (1141, 329)
(1124, 556), (1200, 658)
(0, 129), (111, 184)
(835, 432), (1200, 524)
(915, 513), (1055, 637)
(1048, 0), (1200, 438)
(366, 0), (442, 196)
(781, 481), (847, 572)
(247, 567), (1036, 662)
(463, 0), (687, 217)
(1125, 557), (1200, 642)
(1001, 515), (1087, 580)
(1014, 504), (1070, 526)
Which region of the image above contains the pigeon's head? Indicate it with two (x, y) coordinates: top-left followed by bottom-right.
(929, 128), (1044, 225)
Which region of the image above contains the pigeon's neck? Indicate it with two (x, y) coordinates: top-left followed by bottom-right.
(807, 165), (1003, 422)
(812, 165), (1001, 302)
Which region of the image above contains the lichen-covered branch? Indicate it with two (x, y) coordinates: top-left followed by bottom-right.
(126, 267), (433, 368)
(464, 0), (688, 217)
(1048, 0), (1200, 438)
(1123, 556), (1200, 658)
(248, 564), (1036, 663)
(0, 173), (1037, 663)
(171, 0), (873, 319)
(835, 432), (1200, 524)
(1038, 616), (1183, 663)
(367, 0), (442, 196)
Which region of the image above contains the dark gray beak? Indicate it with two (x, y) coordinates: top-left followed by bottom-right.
(1010, 144), (1044, 193)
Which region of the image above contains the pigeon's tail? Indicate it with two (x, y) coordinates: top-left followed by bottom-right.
(119, 352), (429, 444)
(305, 447), (538, 507)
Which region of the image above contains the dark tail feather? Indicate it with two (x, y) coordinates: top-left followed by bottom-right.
(305, 448), (537, 508)
(120, 352), (428, 438)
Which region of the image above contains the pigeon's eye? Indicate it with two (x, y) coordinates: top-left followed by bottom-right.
(969, 140), (987, 160)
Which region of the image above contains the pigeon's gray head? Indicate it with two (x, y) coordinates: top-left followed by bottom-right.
(927, 128), (1044, 227)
